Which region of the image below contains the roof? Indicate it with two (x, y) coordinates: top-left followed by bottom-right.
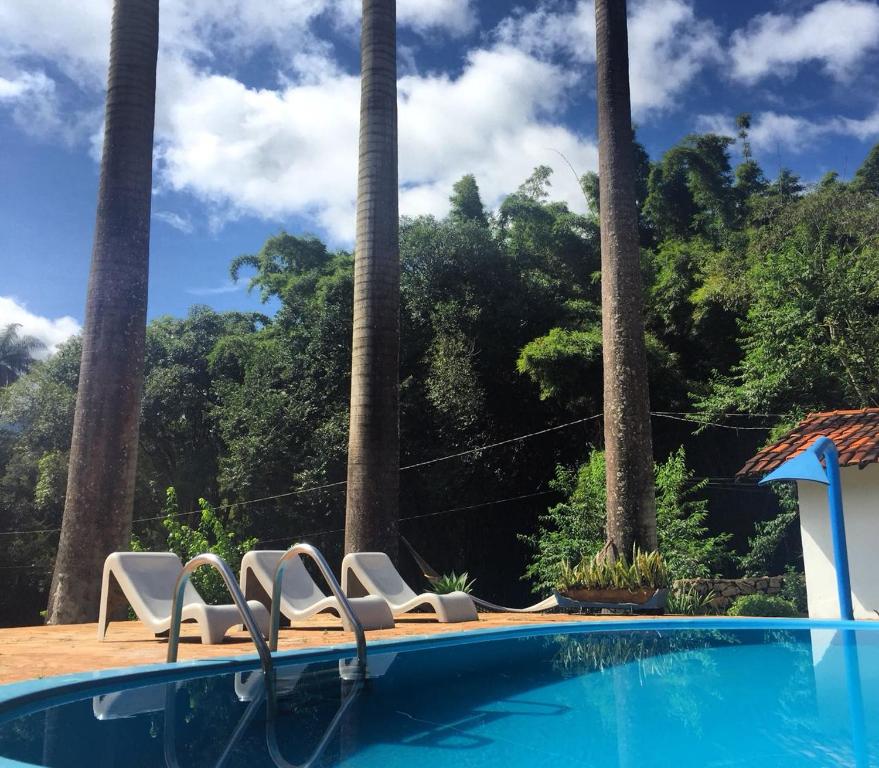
(737, 409), (879, 479)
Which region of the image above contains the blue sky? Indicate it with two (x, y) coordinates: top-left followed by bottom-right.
(2, 0), (879, 352)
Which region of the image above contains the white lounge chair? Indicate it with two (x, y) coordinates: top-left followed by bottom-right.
(98, 552), (269, 644)
(341, 552), (478, 623)
(93, 682), (171, 720)
(239, 550), (394, 631)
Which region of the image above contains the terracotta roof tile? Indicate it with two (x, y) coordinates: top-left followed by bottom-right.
(737, 409), (879, 479)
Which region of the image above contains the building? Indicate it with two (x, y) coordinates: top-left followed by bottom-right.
(738, 409), (879, 619)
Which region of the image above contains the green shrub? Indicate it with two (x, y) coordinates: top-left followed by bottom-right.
(520, 452), (606, 594)
(159, 488), (257, 604)
(727, 594), (798, 617)
(522, 447), (732, 593)
(557, 548), (670, 591)
(428, 571), (475, 594)
(666, 584), (717, 615)
(780, 566), (808, 613)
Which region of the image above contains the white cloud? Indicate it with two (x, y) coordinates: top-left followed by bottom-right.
(729, 0), (879, 84)
(496, 1), (595, 63)
(0, 68), (98, 144)
(696, 108), (879, 154)
(331, 0), (477, 36)
(153, 210), (194, 234)
(186, 281), (244, 296)
(627, 0), (721, 116)
(0, 0), (496, 242)
(0, 297), (81, 358)
(398, 0), (477, 36)
(153, 44), (596, 242)
(0, 0), (479, 148)
(496, 0), (721, 117)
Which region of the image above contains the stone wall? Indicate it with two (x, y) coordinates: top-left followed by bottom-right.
(673, 576), (785, 611)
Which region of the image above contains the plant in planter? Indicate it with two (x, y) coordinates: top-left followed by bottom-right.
(556, 548), (670, 605)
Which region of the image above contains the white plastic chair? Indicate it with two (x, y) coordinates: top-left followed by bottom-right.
(341, 552), (478, 623)
(93, 682), (171, 720)
(98, 552), (269, 644)
(240, 550), (394, 631)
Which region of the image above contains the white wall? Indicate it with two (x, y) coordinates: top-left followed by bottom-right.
(798, 463), (879, 619)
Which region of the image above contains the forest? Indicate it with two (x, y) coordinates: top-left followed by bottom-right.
(2, 122), (878, 626)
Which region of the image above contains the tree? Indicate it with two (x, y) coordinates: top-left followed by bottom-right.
(700, 185), (879, 417)
(735, 113), (753, 162)
(0, 324), (45, 387)
(522, 448), (729, 593)
(449, 174), (488, 226)
(593, 0), (656, 557)
(644, 134), (736, 242)
(769, 168), (803, 200)
(345, 0), (401, 559)
(47, 0), (159, 623)
(852, 142), (879, 194)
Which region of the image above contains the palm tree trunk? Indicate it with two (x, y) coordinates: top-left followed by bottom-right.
(345, 0), (400, 559)
(594, 0), (656, 556)
(46, 0), (158, 623)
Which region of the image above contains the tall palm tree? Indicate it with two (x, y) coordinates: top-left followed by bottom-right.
(47, 0), (159, 623)
(0, 324), (45, 386)
(345, 0), (400, 560)
(594, 0), (656, 557)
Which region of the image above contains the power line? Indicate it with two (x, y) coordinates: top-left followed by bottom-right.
(399, 413), (603, 471)
(0, 408), (784, 538)
(652, 411), (787, 418)
(650, 413), (773, 431)
(253, 489), (557, 547)
(0, 415), (601, 537)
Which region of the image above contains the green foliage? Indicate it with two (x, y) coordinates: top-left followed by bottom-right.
(160, 488), (256, 605)
(852, 142), (879, 194)
(523, 447), (729, 593)
(727, 594), (799, 618)
(517, 324), (683, 414)
(701, 185), (879, 417)
(644, 133), (736, 243)
(517, 165), (554, 201)
(556, 548), (670, 591)
(780, 566), (808, 614)
(0, 324), (45, 387)
(521, 452), (607, 594)
(655, 447), (733, 579)
(428, 571), (475, 594)
(449, 174), (488, 226)
(740, 484), (800, 576)
(517, 326), (602, 405)
(666, 584), (717, 616)
(6, 137), (879, 624)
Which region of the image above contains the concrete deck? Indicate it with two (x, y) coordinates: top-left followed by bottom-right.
(0, 613), (656, 685)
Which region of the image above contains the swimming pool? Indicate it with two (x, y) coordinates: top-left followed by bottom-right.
(0, 619), (876, 767)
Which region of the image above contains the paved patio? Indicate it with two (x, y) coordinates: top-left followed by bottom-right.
(0, 612), (658, 685)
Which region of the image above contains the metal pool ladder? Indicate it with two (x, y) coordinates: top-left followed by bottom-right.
(269, 543), (367, 677)
(167, 552), (274, 677)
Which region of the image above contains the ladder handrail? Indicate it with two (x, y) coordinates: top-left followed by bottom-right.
(167, 552), (274, 677)
(269, 543), (367, 675)
(266, 677), (362, 768)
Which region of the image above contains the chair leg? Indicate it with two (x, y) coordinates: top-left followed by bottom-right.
(97, 565), (112, 640)
(200, 619), (229, 645)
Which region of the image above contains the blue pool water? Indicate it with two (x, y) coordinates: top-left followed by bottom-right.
(1, 622), (878, 767)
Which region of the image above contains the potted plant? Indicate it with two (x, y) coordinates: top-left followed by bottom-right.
(556, 548), (670, 606)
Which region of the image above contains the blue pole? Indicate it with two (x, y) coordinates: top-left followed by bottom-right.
(814, 437), (854, 621)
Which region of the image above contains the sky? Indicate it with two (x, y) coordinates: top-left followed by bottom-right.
(2, 0), (879, 354)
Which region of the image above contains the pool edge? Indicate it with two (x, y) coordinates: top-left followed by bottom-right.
(0, 616), (873, 718)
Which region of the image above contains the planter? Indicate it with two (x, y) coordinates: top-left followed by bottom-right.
(561, 587), (667, 606)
